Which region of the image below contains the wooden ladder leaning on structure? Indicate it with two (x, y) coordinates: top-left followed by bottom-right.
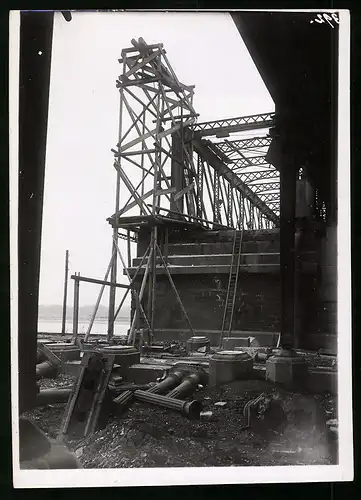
(219, 227), (244, 348)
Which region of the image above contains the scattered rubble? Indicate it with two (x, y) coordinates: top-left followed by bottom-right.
(26, 341), (338, 468)
(25, 374), (338, 468)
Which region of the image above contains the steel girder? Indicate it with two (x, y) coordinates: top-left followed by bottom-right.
(232, 156), (269, 168)
(239, 170), (279, 183)
(251, 182), (280, 193)
(208, 130), (280, 216)
(191, 113), (274, 138)
(192, 138), (279, 224)
(216, 136), (272, 152)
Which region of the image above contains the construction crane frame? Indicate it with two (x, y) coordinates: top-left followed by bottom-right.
(102, 38), (282, 344)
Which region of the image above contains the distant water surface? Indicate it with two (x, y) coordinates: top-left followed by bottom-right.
(38, 318), (130, 336)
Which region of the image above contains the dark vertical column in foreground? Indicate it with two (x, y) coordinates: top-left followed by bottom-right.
(279, 145), (297, 350)
(18, 12), (54, 413)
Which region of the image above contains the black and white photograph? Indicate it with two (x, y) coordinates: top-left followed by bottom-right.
(10, 9), (352, 487)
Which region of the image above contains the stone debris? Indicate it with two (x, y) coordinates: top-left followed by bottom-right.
(326, 418), (338, 433)
(327, 418), (338, 426)
(25, 371), (338, 469)
(38, 374), (76, 390)
(200, 411), (213, 419)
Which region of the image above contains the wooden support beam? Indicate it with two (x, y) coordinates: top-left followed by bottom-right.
(120, 43), (163, 58)
(155, 187), (177, 197)
(114, 161), (152, 216)
(113, 239), (151, 331)
(119, 148), (157, 157)
(117, 131), (157, 153)
(70, 275), (130, 289)
(158, 117), (195, 140)
(85, 250), (115, 341)
(152, 206), (228, 229)
(117, 90), (158, 145)
(123, 49), (161, 78)
(61, 250), (69, 336)
(158, 113), (199, 123)
(150, 226), (158, 332)
(117, 189), (155, 217)
(122, 86), (158, 120)
(71, 273), (80, 343)
(173, 182), (195, 202)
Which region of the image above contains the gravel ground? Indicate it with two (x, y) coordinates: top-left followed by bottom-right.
(24, 375), (338, 469)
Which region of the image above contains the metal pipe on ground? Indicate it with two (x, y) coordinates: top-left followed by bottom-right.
(147, 370), (186, 394)
(36, 361), (57, 380)
(166, 372), (203, 399)
(133, 390), (202, 419)
(37, 348), (47, 364)
(255, 352), (271, 362)
(36, 388), (72, 406)
(113, 390), (134, 413)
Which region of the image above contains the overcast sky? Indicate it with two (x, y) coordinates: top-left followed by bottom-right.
(39, 11), (274, 308)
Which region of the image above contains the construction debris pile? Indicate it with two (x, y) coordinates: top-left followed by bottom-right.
(24, 335), (338, 469)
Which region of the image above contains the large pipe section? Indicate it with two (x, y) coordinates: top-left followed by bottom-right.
(36, 348), (47, 364)
(36, 388), (72, 406)
(113, 388), (202, 419)
(133, 390), (202, 419)
(166, 372), (204, 399)
(147, 369), (186, 394)
(35, 361), (57, 380)
(113, 390), (134, 411)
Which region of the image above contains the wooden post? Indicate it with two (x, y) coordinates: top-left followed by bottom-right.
(113, 238), (151, 331)
(107, 239), (117, 343)
(61, 250), (69, 335)
(147, 230), (154, 323)
(71, 273), (80, 343)
(150, 226), (158, 331)
(164, 227), (169, 265)
(108, 58), (125, 343)
(85, 250), (115, 342)
(127, 230), (131, 268)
